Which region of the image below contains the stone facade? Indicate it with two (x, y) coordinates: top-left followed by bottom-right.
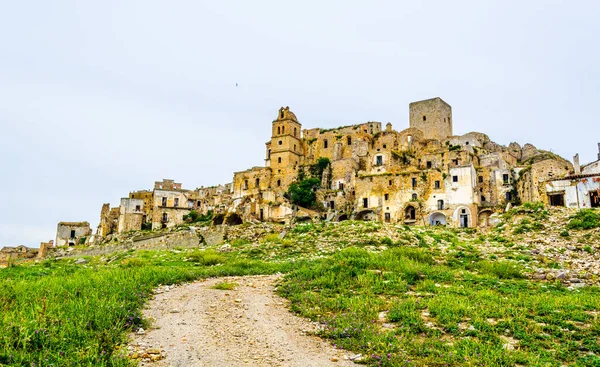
(55, 222), (92, 247)
(229, 98), (576, 228)
(544, 144), (600, 209)
(52, 97), (584, 250)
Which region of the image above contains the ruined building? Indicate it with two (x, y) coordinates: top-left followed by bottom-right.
(231, 98), (573, 228)
(93, 179), (233, 240)
(52, 97), (586, 246)
(545, 144), (600, 209)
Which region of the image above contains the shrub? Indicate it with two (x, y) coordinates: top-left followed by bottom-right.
(187, 250), (224, 266)
(212, 282), (238, 290)
(566, 209), (600, 230)
(286, 178), (321, 209)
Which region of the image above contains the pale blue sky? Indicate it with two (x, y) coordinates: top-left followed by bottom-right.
(1, 1), (598, 247)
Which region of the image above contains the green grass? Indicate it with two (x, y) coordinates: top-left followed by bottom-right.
(212, 281), (238, 290)
(278, 247), (600, 366)
(0, 250), (295, 366)
(2, 217), (600, 366)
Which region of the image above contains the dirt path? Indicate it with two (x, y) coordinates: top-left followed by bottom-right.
(128, 275), (358, 367)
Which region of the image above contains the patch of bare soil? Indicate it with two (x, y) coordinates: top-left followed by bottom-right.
(128, 275), (357, 367)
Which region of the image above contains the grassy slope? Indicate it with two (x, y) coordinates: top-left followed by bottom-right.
(1, 206), (600, 366)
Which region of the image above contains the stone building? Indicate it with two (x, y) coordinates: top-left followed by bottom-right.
(231, 97), (575, 227)
(544, 144), (600, 208)
(58, 96), (581, 247)
(55, 222), (92, 247)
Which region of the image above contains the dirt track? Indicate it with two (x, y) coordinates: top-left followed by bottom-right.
(129, 275), (357, 367)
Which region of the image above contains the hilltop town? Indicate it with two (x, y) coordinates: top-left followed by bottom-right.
(2, 97), (599, 260)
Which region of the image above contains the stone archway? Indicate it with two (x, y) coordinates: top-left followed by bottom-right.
(404, 205), (417, 222)
(478, 210), (493, 228)
(453, 206), (471, 228)
(337, 214), (348, 222)
(225, 213), (243, 226)
(429, 212), (447, 226)
(355, 210), (377, 221)
(212, 214), (225, 226)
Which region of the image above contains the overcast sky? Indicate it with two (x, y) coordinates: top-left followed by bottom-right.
(1, 1), (598, 247)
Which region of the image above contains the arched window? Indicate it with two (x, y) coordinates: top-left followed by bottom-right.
(324, 140), (328, 148)
(162, 213), (168, 222)
(255, 178), (260, 187)
(278, 157), (282, 163)
(282, 126), (285, 134)
(277, 126), (280, 134)
(294, 127), (297, 137)
(423, 115), (427, 121)
(412, 193), (418, 200)
(277, 179), (281, 187)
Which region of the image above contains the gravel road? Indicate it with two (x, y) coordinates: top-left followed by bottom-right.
(128, 275), (358, 367)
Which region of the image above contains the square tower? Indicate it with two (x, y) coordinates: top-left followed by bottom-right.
(269, 107), (304, 189)
(409, 97), (453, 141)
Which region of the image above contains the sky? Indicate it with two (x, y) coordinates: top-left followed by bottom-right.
(1, 1), (599, 247)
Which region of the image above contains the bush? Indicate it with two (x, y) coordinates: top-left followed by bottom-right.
(566, 209), (600, 230)
(286, 178), (321, 209)
(187, 250), (224, 266)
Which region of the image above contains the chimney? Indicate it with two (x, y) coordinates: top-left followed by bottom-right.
(597, 142), (600, 160)
(386, 122), (392, 132)
(574, 154), (581, 174)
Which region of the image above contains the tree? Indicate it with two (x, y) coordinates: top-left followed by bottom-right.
(286, 178), (321, 208)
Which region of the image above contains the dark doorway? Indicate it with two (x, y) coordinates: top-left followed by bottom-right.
(384, 213), (391, 222)
(549, 194), (565, 207)
(70, 230), (75, 239)
(591, 191), (600, 208)
(259, 209), (264, 221)
(405, 206), (416, 221)
(460, 209), (469, 228)
(225, 214), (243, 225)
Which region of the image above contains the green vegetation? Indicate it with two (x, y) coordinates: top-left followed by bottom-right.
(287, 158), (331, 209)
(3, 211), (600, 366)
(279, 247), (600, 366)
(183, 210), (213, 224)
(286, 177), (321, 209)
(0, 250), (295, 366)
(212, 281), (238, 290)
(567, 209), (600, 230)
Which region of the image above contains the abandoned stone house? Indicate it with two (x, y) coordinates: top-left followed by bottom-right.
(92, 179), (234, 239)
(545, 144), (600, 209)
(231, 98), (574, 228)
(55, 222), (92, 247)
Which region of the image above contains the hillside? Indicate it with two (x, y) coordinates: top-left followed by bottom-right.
(1, 206), (600, 366)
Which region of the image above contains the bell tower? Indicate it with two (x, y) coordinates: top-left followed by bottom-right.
(269, 107), (303, 190)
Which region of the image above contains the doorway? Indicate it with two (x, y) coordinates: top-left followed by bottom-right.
(591, 191), (600, 208)
(460, 208), (469, 228)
